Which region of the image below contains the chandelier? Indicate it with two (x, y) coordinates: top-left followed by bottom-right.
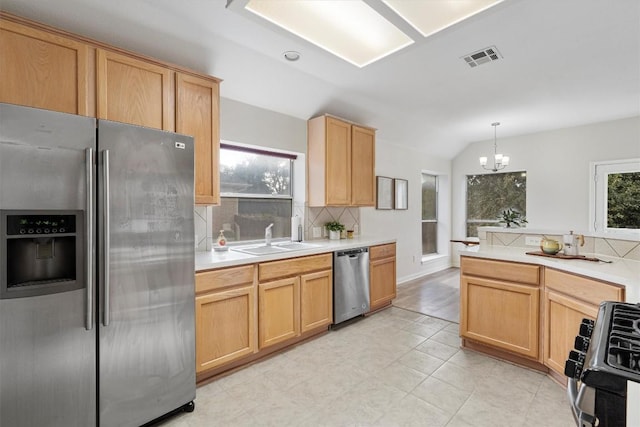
(479, 122), (509, 172)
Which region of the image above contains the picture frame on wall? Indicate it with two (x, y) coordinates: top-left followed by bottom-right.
(394, 178), (408, 210)
(376, 176), (393, 210)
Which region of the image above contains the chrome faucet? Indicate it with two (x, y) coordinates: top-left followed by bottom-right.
(265, 223), (274, 246)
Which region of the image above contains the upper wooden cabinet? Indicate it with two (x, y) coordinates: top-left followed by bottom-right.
(176, 73), (220, 205)
(0, 18), (90, 115)
(1, 13), (222, 206)
(96, 49), (174, 130)
(307, 115), (375, 207)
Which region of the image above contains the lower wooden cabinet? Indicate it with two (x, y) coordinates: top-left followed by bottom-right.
(369, 243), (396, 311)
(258, 277), (300, 349)
(258, 253), (333, 349)
(300, 270), (333, 333)
(195, 265), (257, 373)
(543, 268), (624, 375)
(460, 274), (540, 358)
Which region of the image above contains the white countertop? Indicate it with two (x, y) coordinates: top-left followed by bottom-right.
(459, 245), (640, 303)
(195, 235), (396, 271)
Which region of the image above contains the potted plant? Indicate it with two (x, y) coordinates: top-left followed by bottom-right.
(499, 208), (528, 228)
(325, 221), (345, 240)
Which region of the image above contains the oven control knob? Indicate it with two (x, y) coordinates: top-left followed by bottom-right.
(564, 350), (585, 379)
(575, 335), (590, 352)
(579, 319), (595, 337)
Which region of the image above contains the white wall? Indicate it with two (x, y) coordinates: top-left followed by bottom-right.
(360, 140), (452, 283)
(451, 116), (640, 258)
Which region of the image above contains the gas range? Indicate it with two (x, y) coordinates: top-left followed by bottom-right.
(565, 302), (640, 427)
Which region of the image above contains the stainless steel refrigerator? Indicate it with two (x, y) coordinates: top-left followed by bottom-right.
(0, 103), (196, 427)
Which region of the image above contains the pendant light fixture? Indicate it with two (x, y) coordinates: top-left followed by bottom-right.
(479, 122), (509, 172)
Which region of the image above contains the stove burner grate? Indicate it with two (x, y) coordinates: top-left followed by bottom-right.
(607, 304), (640, 374)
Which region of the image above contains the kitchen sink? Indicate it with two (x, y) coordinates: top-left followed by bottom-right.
(231, 242), (321, 256)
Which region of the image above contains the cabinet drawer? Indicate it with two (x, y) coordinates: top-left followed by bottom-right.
(196, 265), (255, 294)
(461, 256), (540, 286)
(259, 253), (332, 282)
(544, 268), (624, 305)
(370, 243), (396, 260)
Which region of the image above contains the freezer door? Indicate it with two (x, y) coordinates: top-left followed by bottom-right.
(97, 120), (195, 427)
(0, 103), (97, 427)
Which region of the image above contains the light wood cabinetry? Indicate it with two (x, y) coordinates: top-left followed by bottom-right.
(176, 73), (220, 205)
(460, 257), (540, 359)
(369, 243), (396, 311)
(543, 268), (624, 375)
(307, 115), (375, 206)
(258, 254), (332, 349)
(1, 13), (221, 206)
(195, 265), (257, 373)
(0, 17), (91, 115)
(96, 49), (174, 130)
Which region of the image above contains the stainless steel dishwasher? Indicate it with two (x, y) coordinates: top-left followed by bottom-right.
(333, 247), (370, 325)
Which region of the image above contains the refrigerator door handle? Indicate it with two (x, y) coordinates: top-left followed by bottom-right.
(85, 148), (94, 331)
(103, 149), (111, 327)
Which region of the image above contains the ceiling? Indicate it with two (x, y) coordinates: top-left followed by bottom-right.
(2, 0), (639, 159)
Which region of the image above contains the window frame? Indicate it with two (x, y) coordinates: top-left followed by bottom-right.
(421, 172), (438, 256)
(590, 158), (640, 238)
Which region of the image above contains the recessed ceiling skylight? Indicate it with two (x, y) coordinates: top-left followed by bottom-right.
(382, 0), (504, 38)
(244, 0), (414, 68)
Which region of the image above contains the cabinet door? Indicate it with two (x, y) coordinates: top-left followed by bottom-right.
(195, 285), (256, 373)
(97, 49), (173, 130)
(258, 277), (300, 349)
(461, 275), (540, 358)
(0, 20), (90, 115)
(300, 270), (332, 333)
(325, 117), (351, 205)
(544, 290), (597, 375)
(351, 125), (375, 206)
(176, 73), (220, 205)
(370, 257), (396, 310)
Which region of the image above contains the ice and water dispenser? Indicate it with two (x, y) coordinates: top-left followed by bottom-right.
(0, 210), (84, 299)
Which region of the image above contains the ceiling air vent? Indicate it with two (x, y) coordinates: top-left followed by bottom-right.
(462, 46), (502, 68)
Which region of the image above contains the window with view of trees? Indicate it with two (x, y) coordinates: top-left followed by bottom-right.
(593, 160), (640, 233)
(466, 172), (527, 237)
(211, 145), (294, 242)
(421, 173), (438, 255)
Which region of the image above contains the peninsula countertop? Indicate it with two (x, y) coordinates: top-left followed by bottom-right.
(458, 245), (640, 302)
(195, 235), (396, 272)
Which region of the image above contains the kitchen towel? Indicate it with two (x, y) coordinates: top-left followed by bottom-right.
(291, 216), (302, 242)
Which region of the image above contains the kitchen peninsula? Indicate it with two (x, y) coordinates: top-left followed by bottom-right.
(457, 232), (639, 383)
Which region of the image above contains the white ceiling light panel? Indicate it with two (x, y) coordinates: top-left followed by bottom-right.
(244, 0), (414, 68)
(382, 0), (504, 37)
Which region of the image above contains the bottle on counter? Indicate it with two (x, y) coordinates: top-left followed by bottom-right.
(216, 230), (227, 247)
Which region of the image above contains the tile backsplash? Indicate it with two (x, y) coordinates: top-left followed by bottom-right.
(305, 207), (360, 240)
(481, 230), (640, 261)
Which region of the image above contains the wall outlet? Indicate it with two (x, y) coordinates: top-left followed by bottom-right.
(312, 226), (322, 238)
(525, 236), (542, 246)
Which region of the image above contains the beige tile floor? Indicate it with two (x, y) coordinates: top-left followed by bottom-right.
(159, 307), (575, 427)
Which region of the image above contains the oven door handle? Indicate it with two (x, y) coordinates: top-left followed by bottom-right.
(567, 378), (596, 427)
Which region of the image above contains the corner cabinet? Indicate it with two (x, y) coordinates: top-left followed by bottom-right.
(543, 268), (624, 375)
(258, 254), (333, 349)
(195, 265), (257, 373)
(460, 256), (541, 359)
(307, 115), (375, 207)
(0, 17), (91, 115)
(176, 73), (220, 205)
(369, 243), (396, 311)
